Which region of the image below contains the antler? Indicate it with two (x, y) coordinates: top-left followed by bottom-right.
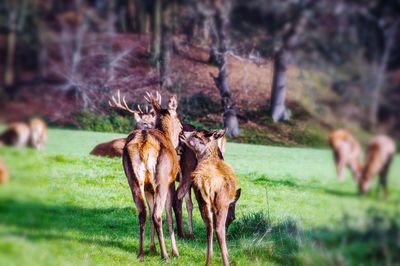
(144, 91), (162, 105)
(108, 90), (136, 114)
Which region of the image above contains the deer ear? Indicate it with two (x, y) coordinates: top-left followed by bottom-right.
(234, 188), (241, 202)
(168, 95), (178, 114)
(211, 129), (227, 140)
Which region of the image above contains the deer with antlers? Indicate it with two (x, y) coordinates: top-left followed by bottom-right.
(122, 91), (182, 261)
(329, 129), (363, 182)
(90, 90), (157, 157)
(181, 128), (241, 266)
(359, 135), (396, 197)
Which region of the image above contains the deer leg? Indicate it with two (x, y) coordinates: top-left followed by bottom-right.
(166, 183), (179, 257)
(379, 155), (393, 199)
(128, 183), (147, 262)
(185, 187), (194, 239)
(173, 178), (185, 239)
(145, 191), (157, 253)
(215, 208), (229, 266)
(153, 185), (169, 260)
(175, 170), (192, 238)
(123, 154), (147, 261)
(335, 149), (346, 182)
(198, 199), (213, 266)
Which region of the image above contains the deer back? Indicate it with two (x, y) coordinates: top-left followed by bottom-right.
(361, 135), (395, 184)
(90, 137), (126, 157)
(329, 129), (361, 165)
(0, 122), (30, 147)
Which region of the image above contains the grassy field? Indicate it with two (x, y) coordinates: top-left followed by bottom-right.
(0, 128), (399, 266)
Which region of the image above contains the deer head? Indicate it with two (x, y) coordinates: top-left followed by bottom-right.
(145, 92), (182, 148)
(180, 129), (227, 159)
(226, 188), (241, 229)
(109, 90), (157, 130)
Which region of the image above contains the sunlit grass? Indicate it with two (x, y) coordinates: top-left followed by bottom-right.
(0, 128), (399, 265)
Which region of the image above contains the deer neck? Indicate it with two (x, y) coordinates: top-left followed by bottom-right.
(197, 142), (220, 161)
(157, 118), (181, 149)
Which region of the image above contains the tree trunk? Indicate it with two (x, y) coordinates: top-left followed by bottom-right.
(152, 0), (162, 68)
(268, 7), (309, 122)
(368, 21), (399, 130)
(270, 48), (290, 122)
(160, 3), (172, 89)
(210, 1), (239, 138)
(5, 9), (17, 87)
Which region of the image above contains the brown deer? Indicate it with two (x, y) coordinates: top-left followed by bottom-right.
(108, 90), (157, 131)
(28, 118), (48, 150)
(174, 124), (228, 239)
(359, 135), (396, 197)
(0, 158), (9, 184)
(181, 129), (241, 266)
(90, 138), (127, 158)
(329, 129), (362, 181)
(90, 90), (157, 157)
(122, 92), (182, 261)
(0, 122), (30, 148)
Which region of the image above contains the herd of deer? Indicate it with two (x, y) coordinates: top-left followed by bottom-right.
(0, 91), (396, 265)
(329, 129), (396, 197)
(0, 117), (48, 184)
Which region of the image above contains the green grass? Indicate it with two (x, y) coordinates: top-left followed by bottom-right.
(0, 128), (399, 265)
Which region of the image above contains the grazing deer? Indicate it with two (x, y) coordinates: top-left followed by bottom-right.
(122, 92), (182, 261)
(90, 91), (157, 158)
(359, 135), (396, 197)
(181, 129), (241, 266)
(0, 158), (9, 184)
(0, 122), (30, 148)
(29, 118), (48, 150)
(329, 129), (362, 181)
(174, 124), (228, 239)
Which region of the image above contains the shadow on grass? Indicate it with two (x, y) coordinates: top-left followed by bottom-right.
(0, 198), (210, 254)
(0, 199), (138, 252)
(252, 175), (359, 198)
(2, 199), (399, 265)
(228, 210), (400, 265)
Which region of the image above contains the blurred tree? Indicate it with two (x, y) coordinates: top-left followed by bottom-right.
(270, 2), (309, 122)
(209, 0), (240, 138)
(4, 0), (28, 88)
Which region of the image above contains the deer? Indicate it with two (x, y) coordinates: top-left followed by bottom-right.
(174, 124), (228, 239)
(0, 158), (9, 184)
(122, 91), (182, 261)
(328, 129), (363, 182)
(102, 91), (220, 240)
(90, 90), (157, 158)
(28, 117), (48, 151)
(90, 138), (127, 158)
(0, 122), (30, 148)
(180, 128), (241, 266)
(359, 135), (396, 197)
